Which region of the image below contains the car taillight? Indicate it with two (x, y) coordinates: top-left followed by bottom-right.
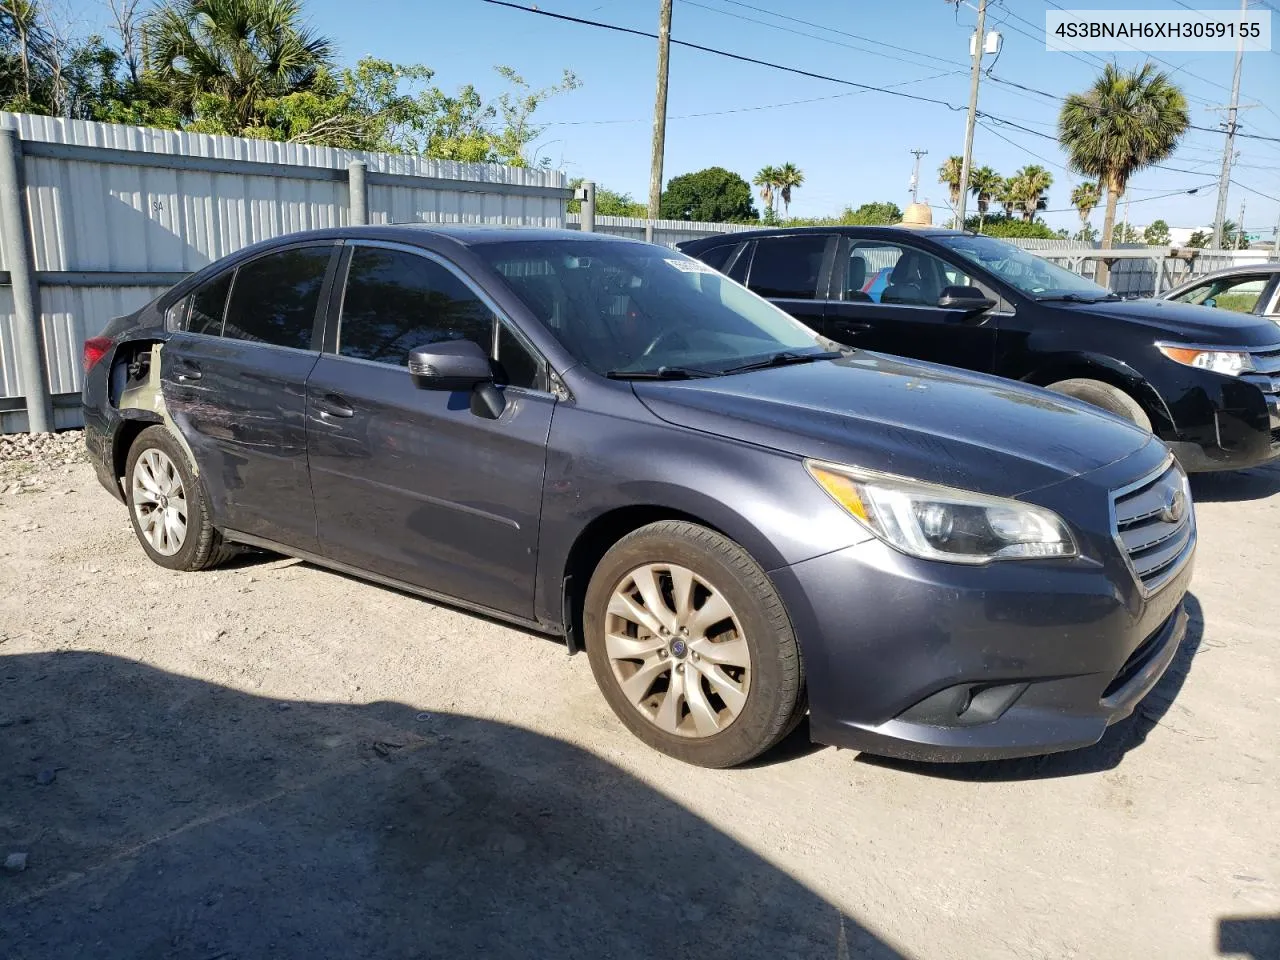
(82, 336), (114, 373)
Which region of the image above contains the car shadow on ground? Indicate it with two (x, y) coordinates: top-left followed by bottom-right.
(1218, 915), (1280, 959)
(0, 651), (903, 960)
(1190, 463), (1280, 503)
(857, 594), (1206, 783)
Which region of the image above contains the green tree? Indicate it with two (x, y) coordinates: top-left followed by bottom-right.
(753, 165), (779, 220)
(1075, 221), (1098, 243)
(144, 0), (335, 131)
(1010, 165), (1052, 221)
(1112, 222), (1142, 244)
(776, 161), (804, 217)
(566, 179), (647, 217)
(962, 213), (1058, 239)
(660, 167), (758, 223)
(1143, 219), (1170, 245)
(938, 154), (963, 220)
(1059, 63), (1189, 281)
(968, 166), (1002, 233)
(1070, 181), (1100, 234)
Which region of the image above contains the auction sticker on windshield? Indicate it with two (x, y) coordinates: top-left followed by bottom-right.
(666, 258), (718, 274)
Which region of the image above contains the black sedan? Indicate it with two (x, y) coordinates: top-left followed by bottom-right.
(83, 226), (1192, 767)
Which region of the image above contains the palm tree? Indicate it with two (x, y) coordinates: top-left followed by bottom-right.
(775, 162), (804, 217)
(145, 0), (334, 131)
(996, 177), (1019, 219)
(1059, 63), (1189, 282)
(938, 155), (964, 223)
(968, 166), (1002, 233)
(753, 165), (779, 220)
(1070, 181), (1101, 234)
(1013, 165), (1053, 221)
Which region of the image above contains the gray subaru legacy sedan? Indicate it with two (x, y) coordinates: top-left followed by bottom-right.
(82, 227), (1194, 768)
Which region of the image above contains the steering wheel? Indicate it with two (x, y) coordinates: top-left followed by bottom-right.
(639, 327), (689, 360)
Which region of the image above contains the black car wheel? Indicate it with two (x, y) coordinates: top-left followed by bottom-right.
(1046, 378), (1152, 432)
(583, 520), (805, 768)
(125, 425), (235, 572)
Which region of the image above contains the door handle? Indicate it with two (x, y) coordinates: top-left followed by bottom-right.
(313, 393), (355, 419)
(172, 359), (202, 381)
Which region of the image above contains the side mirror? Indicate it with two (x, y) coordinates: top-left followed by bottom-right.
(937, 285), (997, 313)
(407, 339), (494, 389)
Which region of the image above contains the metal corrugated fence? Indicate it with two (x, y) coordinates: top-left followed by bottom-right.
(0, 111), (569, 432)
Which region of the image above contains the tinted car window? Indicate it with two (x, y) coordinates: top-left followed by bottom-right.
(479, 240), (821, 376)
(186, 272), (232, 336)
(339, 247), (495, 365)
(496, 322), (542, 390)
(164, 294), (191, 330)
(845, 241), (977, 306)
(223, 247), (331, 349)
(695, 243), (736, 272)
(726, 243), (752, 284)
(746, 235), (828, 300)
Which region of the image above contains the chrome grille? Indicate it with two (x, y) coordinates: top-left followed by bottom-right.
(1245, 345), (1280, 395)
(1111, 460), (1195, 596)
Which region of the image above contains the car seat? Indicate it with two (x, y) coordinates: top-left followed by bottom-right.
(846, 255), (872, 302)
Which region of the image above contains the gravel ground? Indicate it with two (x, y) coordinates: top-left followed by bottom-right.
(1, 431), (1278, 960)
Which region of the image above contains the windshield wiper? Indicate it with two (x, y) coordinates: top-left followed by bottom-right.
(605, 366), (715, 380)
(718, 350), (844, 375)
(1036, 293), (1120, 303)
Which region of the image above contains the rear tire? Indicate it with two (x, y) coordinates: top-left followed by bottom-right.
(125, 425), (234, 571)
(1046, 378), (1152, 431)
(583, 520), (804, 768)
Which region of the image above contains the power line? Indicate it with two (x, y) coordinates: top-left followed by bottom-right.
(483, 0), (972, 112)
(1231, 179), (1280, 204)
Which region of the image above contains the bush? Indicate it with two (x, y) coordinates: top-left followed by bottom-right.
(963, 215), (1059, 239)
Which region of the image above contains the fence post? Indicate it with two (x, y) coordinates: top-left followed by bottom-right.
(583, 180), (596, 235)
(0, 122), (51, 434)
(347, 160), (368, 225)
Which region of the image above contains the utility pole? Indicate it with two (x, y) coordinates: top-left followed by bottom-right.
(646, 0), (673, 244)
(1237, 197), (1246, 249)
(955, 0), (987, 225)
(1272, 209), (1279, 257)
(908, 148), (928, 204)
(1211, 0), (1248, 249)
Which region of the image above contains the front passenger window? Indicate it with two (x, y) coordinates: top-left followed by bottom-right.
(845, 242), (977, 307)
(339, 247), (495, 365)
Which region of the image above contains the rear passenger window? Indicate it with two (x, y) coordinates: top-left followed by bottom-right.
(223, 246), (332, 350)
(339, 247), (495, 365)
(747, 235), (829, 300)
(695, 244), (736, 272)
(186, 273), (232, 336)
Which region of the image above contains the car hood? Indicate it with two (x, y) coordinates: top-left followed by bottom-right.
(633, 353), (1160, 498)
(1059, 296), (1280, 346)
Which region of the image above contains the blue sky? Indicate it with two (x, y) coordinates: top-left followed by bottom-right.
(85, 0), (1280, 237)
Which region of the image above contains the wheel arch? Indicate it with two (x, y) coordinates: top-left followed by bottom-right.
(559, 504), (733, 655)
(1018, 352), (1175, 437)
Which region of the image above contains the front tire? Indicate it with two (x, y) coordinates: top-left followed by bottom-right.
(583, 521), (804, 768)
(125, 425), (234, 571)
(1046, 377), (1152, 431)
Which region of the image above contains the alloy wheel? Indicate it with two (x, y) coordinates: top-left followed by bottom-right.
(131, 448), (188, 557)
(605, 562), (752, 738)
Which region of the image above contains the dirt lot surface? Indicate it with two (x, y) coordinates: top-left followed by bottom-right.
(2, 432), (1278, 960)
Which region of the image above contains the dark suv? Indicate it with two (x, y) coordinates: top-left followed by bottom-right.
(84, 226), (1193, 768)
(679, 227), (1280, 472)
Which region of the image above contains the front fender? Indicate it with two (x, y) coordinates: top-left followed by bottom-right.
(533, 403), (871, 625)
(1019, 350), (1175, 436)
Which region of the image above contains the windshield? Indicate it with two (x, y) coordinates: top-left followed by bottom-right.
(937, 234), (1112, 300)
(474, 240), (826, 376)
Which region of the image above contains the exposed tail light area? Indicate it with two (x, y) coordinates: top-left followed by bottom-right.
(82, 336), (115, 373)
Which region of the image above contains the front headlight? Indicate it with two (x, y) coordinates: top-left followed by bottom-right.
(1157, 344), (1255, 376)
(805, 460), (1077, 564)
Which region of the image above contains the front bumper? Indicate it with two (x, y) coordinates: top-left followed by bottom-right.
(771, 494), (1194, 762)
(1165, 372), (1279, 473)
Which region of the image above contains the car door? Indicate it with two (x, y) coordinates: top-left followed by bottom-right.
(740, 234), (836, 335)
(160, 242), (337, 553)
(305, 242), (555, 619)
(823, 236), (999, 371)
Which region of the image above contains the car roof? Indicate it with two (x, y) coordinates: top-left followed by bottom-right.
(265, 224), (639, 248)
(677, 225), (968, 248)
